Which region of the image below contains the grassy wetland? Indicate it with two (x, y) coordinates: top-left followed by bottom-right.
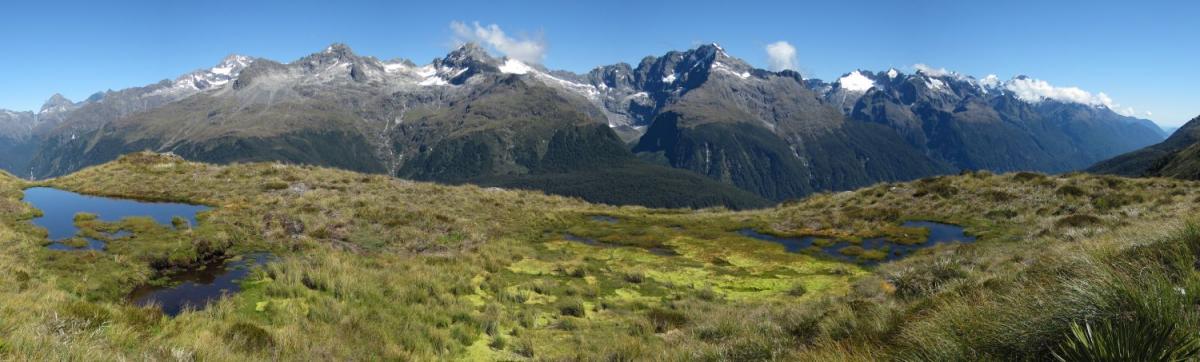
(0, 152), (1199, 360)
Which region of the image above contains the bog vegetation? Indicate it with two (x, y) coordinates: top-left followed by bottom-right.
(0, 152), (1197, 360)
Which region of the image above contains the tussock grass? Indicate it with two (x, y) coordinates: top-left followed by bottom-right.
(0, 153), (1196, 359)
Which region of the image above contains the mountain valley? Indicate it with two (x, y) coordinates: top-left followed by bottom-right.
(0, 43), (1167, 208)
(2, 8), (1197, 359)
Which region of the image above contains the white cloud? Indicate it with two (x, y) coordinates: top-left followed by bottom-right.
(907, 63), (1145, 118)
(450, 21), (546, 64)
(1003, 77), (1138, 116)
(913, 63), (955, 77)
(980, 74), (1001, 88)
(912, 64), (975, 82)
(1146, 111), (1154, 116)
(764, 41), (797, 71)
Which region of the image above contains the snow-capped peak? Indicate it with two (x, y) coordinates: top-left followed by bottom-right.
(210, 54), (252, 76)
(39, 94), (75, 114)
(979, 74), (1001, 93)
(837, 70), (875, 92)
(711, 42), (728, 56)
(156, 54), (257, 95)
(499, 58), (533, 75)
(887, 68), (899, 79)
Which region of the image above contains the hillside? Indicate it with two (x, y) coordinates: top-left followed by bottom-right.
(1090, 114), (1200, 178)
(25, 47), (766, 209)
(0, 153), (1197, 359)
(620, 46), (953, 200)
(831, 70), (1165, 173)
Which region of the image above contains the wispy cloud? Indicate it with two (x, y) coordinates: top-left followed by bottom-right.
(450, 21), (546, 64)
(913, 64), (960, 78)
(1003, 77), (1137, 116)
(764, 41), (796, 71)
(915, 63), (1143, 118)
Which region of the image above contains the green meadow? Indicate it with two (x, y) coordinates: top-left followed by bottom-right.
(0, 152), (1197, 360)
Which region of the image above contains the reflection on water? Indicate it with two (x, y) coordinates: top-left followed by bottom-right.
(130, 253), (271, 317)
(739, 221), (975, 265)
(23, 187), (209, 251)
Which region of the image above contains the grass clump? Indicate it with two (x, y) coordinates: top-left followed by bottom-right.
(0, 154), (1194, 360)
(1055, 185), (1087, 197)
(787, 283), (807, 297)
(985, 208), (1018, 219)
(224, 322), (276, 353)
(60, 300), (112, 330)
(838, 245), (865, 256)
(1053, 320), (1200, 362)
(647, 308), (688, 333)
(622, 270), (646, 284)
(1057, 214), (1102, 228)
(913, 177), (958, 198)
(1092, 192), (1143, 212)
(859, 248), (888, 261)
(558, 299), (586, 317)
(1012, 172), (1047, 182)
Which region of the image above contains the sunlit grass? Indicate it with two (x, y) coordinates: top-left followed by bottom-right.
(0, 154), (1196, 359)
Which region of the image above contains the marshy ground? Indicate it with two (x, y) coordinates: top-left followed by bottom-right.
(0, 152), (1197, 360)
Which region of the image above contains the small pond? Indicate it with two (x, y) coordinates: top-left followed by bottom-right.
(563, 233), (679, 256)
(738, 221), (975, 265)
(23, 187), (209, 251)
(130, 253), (271, 317)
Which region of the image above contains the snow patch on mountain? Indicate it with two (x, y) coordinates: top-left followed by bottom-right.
(837, 71), (875, 92)
(154, 55), (256, 96)
(418, 76), (449, 86)
(384, 62), (410, 73)
(927, 77), (948, 91)
(712, 62), (751, 79)
(499, 59), (532, 74)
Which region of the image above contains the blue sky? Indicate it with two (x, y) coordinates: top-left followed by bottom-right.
(1, 0), (1197, 126)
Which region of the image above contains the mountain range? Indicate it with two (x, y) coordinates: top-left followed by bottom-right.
(0, 43), (1166, 207)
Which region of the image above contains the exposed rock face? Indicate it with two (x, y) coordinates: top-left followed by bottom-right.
(825, 69), (1165, 173)
(3, 42), (1165, 206)
(22, 44), (769, 209)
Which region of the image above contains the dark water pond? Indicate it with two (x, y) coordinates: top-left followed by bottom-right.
(23, 187), (209, 251)
(563, 233), (678, 256)
(738, 221), (975, 265)
(131, 253), (270, 317)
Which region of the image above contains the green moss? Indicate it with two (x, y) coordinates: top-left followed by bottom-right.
(73, 212), (98, 222)
(0, 154), (1193, 360)
(839, 246), (865, 257)
(859, 248), (888, 261)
